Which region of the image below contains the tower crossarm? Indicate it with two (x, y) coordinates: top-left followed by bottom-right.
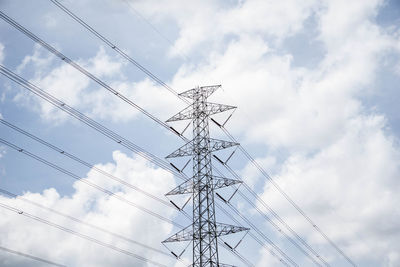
(166, 103), (236, 122)
(163, 223), (249, 243)
(179, 85), (221, 100)
(187, 263), (237, 267)
(166, 176), (242, 196)
(166, 138), (239, 158)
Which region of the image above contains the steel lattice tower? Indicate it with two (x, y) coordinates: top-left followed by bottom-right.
(163, 85), (248, 267)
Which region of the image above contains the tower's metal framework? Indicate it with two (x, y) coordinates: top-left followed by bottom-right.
(163, 85), (248, 266)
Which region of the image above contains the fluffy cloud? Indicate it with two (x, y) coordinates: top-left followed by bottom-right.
(12, 44), (183, 124)
(164, 1), (397, 151)
(3, 0), (400, 266)
(259, 114), (400, 265)
(0, 151), (182, 267)
(131, 0), (318, 56)
(0, 43), (4, 64)
(133, 0), (400, 265)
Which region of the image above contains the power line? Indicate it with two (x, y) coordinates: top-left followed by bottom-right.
(0, 118), (173, 209)
(0, 122), (257, 267)
(0, 127), (251, 265)
(171, 165), (298, 266)
(219, 198), (298, 267)
(0, 7), (309, 266)
(0, 143), (252, 267)
(0, 187), (175, 259)
(0, 10), (183, 132)
(0, 64), (177, 177)
(216, 201), (292, 267)
(0, 202), (169, 267)
(240, 182), (329, 266)
(0, 125), (253, 267)
(0, 245), (66, 267)
(219, 239), (255, 267)
(1, 60), (299, 267)
(0, 64), (293, 266)
(218, 126), (357, 267)
(40, 3), (357, 265)
(0, 117), (194, 226)
(49, 0), (189, 104)
(4, 3), (297, 261)
(213, 162), (329, 266)
(236, 188), (323, 266)
(0, 13), (300, 262)
(120, 0), (190, 62)
(0, 137), (183, 228)
(97, 1), (357, 264)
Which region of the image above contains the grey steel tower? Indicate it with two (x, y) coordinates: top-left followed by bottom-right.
(163, 85), (248, 266)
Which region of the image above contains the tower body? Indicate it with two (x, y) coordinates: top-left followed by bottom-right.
(163, 85), (248, 267)
(191, 89), (219, 266)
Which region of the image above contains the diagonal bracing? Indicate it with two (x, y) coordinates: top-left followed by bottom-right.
(164, 85), (248, 267)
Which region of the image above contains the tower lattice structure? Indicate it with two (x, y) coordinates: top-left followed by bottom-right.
(163, 85), (248, 267)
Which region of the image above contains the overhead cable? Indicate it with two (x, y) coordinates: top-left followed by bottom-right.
(50, 0), (189, 104)
(0, 187), (174, 258)
(0, 245), (66, 267)
(41, 5), (356, 265)
(0, 64), (293, 266)
(0, 64), (178, 177)
(0, 137), (183, 228)
(213, 163), (329, 266)
(0, 120), (257, 266)
(0, 8), (302, 266)
(0, 202), (168, 267)
(0, 10), (175, 132)
(218, 126), (356, 267)
(0, 118), (173, 208)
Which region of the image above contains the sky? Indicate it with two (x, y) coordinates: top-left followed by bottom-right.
(0, 0), (400, 266)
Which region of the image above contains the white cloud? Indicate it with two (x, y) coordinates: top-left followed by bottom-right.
(240, 155), (277, 189)
(131, 0), (318, 57)
(0, 151), (181, 267)
(0, 145), (5, 159)
(86, 47), (125, 78)
(43, 13), (58, 29)
(139, 0), (400, 265)
(16, 43), (55, 75)
(3, 0), (400, 266)
(13, 45), (143, 123)
(256, 250), (282, 267)
(317, 0), (384, 51)
(220, 0), (318, 39)
(12, 44), (185, 124)
(155, 0), (399, 153)
(259, 114), (400, 265)
(0, 43), (4, 64)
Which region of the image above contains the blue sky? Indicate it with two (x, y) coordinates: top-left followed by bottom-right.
(0, 0), (400, 266)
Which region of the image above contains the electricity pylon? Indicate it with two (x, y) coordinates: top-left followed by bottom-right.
(163, 85), (248, 266)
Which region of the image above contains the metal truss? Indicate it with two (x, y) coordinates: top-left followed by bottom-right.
(166, 102), (236, 122)
(163, 223), (249, 242)
(179, 85), (222, 99)
(166, 176), (242, 196)
(164, 85), (248, 267)
(166, 138), (239, 158)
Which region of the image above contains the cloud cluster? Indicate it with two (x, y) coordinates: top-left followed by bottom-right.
(0, 151), (180, 267)
(12, 44), (184, 124)
(260, 114), (400, 264)
(132, 0), (318, 57)
(126, 0), (400, 265)
(2, 0), (400, 266)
